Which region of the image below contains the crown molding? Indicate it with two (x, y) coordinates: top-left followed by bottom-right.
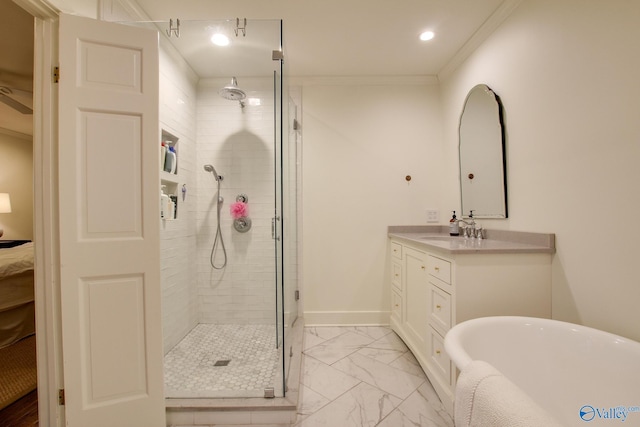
(438, 0), (524, 80)
(294, 75), (439, 87)
(0, 127), (32, 141)
(12, 0), (59, 19)
(99, 0), (151, 21)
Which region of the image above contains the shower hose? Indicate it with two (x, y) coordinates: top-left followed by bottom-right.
(210, 178), (227, 269)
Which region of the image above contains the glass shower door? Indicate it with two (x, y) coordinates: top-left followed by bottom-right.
(274, 61), (285, 396)
(135, 17), (293, 400)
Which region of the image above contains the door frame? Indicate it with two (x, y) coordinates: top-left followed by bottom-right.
(14, 0), (62, 425)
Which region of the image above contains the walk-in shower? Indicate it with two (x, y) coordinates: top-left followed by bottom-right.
(152, 18), (300, 403)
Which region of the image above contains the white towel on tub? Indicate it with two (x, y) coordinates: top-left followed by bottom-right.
(455, 360), (566, 427)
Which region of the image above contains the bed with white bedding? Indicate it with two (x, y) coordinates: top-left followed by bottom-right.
(0, 242), (35, 349)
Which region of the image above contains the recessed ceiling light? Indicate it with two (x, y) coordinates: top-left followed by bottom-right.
(420, 31), (435, 41)
(211, 33), (230, 46)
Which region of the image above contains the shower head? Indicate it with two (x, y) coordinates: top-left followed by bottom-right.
(204, 164), (222, 181)
(218, 77), (246, 101)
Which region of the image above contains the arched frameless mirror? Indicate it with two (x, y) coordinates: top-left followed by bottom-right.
(459, 84), (507, 218)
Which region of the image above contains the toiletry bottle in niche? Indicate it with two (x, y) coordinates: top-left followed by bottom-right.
(160, 185), (170, 219)
(169, 195), (178, 219)
(164, 146), (176, 173)
(449, 211), (459, 236)
(167, 147), (177, 174)
(170, 146), (177, 174)
(160, 142), (167, 170)
(168, 198), (175, 220)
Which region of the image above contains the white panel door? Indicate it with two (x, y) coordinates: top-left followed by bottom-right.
(58, 14), (164, 427)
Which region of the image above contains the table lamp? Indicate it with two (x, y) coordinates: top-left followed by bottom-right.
(0, 193), (12, 238)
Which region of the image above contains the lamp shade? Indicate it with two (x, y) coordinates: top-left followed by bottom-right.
(0, 193), (12, 213)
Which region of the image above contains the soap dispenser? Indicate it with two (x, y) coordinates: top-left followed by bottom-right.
(449, 211), (459, 236)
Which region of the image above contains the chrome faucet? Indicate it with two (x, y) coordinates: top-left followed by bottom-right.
(459, 210), (479, 238)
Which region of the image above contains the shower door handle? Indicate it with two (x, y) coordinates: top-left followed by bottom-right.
(272, 216), (281, 241)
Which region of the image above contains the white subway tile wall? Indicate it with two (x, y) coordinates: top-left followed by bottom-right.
(159, 45), (200, 354)
(196, 77), (277, 325)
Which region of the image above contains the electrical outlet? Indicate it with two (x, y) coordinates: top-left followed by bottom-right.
(426, 209), (439, 223)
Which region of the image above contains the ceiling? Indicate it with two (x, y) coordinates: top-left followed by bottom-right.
(1, 0), (508, 137)
(135, 0), (506, 77)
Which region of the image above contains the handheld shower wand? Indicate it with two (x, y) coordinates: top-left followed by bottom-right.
(204, 164), (227, 269)
(203, 164), (222, 182)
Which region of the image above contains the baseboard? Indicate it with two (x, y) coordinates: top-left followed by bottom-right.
(303, 311), (390, 326)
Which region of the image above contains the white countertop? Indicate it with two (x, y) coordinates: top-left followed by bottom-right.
(388, 226), (555, 254)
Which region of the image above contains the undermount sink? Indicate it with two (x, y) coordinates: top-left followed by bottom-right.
(418, 235), (456, 241)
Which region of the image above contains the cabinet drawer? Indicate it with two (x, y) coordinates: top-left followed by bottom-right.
(391, 241), (403, 260)
(428, 327), (452, 385)
(391, 290), (402, 321)
(429, 283), (452, 333)
(391, 260), (402, 291)
(427, 255), (451, 284)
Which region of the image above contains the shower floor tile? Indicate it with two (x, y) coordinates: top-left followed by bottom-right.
(164, 324), (280, 398)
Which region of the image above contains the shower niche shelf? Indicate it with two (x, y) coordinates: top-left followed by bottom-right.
(160, 129), (179, 220)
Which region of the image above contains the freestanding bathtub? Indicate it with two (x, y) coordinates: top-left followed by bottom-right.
(445, 316), (640, 426)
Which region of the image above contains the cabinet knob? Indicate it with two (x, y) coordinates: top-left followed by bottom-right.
(436, 304), (441, 310)
(434, 266), (440, 272)
(395, 304), (399, 307)
(421, 265), (426, 270)
(435, 349), (441, 355)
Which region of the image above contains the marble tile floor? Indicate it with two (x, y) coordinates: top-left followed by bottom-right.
(295, 326), (453, 427)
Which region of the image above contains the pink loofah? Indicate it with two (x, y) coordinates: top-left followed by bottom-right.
(230, 201), (248, 219)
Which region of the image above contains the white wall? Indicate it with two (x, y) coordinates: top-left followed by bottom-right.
(301, 77), (445, 325)
(0, 129), (33, 240)
(440, 0), (640, 341)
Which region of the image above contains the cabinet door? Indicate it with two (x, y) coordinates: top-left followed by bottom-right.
(427, 326), (452, 386)
(428, 282), (452, 335)
(404, 247), (428, 349)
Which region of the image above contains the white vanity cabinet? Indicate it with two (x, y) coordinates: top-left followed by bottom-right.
(388, 232), (553, 416)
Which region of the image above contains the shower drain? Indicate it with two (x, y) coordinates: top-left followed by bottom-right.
(213, 359), (231, 367)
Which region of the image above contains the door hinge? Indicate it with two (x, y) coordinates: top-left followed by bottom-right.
(264, 387), (275, 398)
(294, 290), (300, 301)
(53, 66), (60, 83)
(58, 389), (65, 405)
